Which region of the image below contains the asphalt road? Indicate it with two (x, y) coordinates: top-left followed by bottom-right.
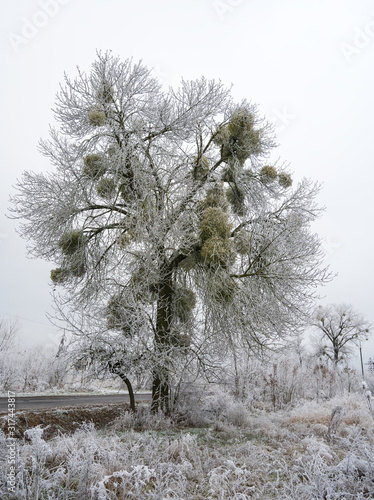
(0, 393), (151, 412)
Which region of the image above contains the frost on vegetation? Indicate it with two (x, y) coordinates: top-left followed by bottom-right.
(9, 52), (331, 418)
(0, 344), (71, 393)
(1, 392), (374, 499)
(111, 406), (173, 432)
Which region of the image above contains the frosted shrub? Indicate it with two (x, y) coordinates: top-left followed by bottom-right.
(111, 405), (172, 432)
(284, 392), (374, 442)
(197, 387), (251, 428)
(0, 345), (71, 393)
(208, 459), (256, 498)
(225, 402), (250, 428)
(0, 350), (19, 391)
(171, 388), (211, 427)
(279, 436), (374, 499)
(237, 353), (362, 411)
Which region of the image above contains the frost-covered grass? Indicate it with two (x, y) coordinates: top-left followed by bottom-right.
(1, 391), (373, 499)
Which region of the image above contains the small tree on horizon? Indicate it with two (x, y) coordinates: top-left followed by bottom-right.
(312, 303), (372, 366)
(10, 52), (330, 412)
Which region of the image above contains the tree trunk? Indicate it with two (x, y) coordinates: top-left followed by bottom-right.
(151, 369), (170, 414)
(152, 262), (173, 414)
(333, 345), (340, 366)
(122, 375), (136, 413)
(108, 362), (136, 412)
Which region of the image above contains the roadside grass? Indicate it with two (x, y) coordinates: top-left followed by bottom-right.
(1, 393), (373, 498)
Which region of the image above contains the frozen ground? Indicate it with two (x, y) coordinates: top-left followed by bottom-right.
(1, 391), (373, 499)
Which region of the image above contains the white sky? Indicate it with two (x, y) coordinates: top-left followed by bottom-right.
(1, 0), (374, 367)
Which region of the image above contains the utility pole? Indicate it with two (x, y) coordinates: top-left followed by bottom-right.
(359, 342), (365, 378)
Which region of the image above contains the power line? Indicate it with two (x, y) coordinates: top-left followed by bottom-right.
(0, 311), (53, 328)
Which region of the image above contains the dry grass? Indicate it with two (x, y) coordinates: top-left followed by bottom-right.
(1, 392), (374, 499)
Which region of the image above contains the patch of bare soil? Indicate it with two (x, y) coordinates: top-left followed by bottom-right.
(0, 402), (133, 440)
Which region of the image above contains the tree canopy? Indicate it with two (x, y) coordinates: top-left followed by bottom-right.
(10, 52), (330, 411)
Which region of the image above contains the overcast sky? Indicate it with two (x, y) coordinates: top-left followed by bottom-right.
(1, 0), (374, 367)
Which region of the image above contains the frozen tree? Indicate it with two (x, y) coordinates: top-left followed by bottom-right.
(0, 317), (19, 352)
(312, 303), (372, 365)
(10, 52), (329, 412)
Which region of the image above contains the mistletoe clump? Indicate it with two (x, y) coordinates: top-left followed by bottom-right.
(199, 189), (235, 267)
(260, 165), (277, 183)
(58, 230), (85, 256)
(96, 177), (116, 199)
(107, 293), (137, 336)
(88, 105), (106, 126)
(201, 235), (235, 267)
(201, 184), (229, 211)
(278, 173), (293, 188)
(199, 207), (231, 241)
(50, 267), (68, 284)
(84, 154), (106, 179)
(213, 124), (230, 147)
(216, 108), (263, 165)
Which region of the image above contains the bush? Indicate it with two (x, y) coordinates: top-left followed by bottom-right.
(112, 406), (172, 432)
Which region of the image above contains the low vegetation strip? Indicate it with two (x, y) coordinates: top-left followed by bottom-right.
(0, 392), (373, 499)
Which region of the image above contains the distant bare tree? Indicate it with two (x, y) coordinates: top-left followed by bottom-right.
(0, 317), (19, 352)
(312, 304), (372, 365)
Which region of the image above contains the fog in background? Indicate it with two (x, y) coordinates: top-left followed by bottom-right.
(1, 0), (373, 368)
